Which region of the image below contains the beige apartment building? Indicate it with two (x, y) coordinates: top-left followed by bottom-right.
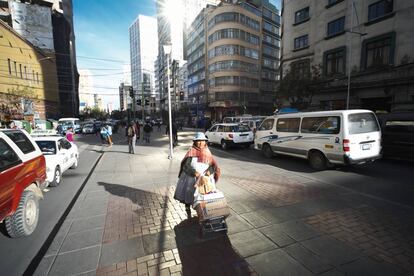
(280, 0), (414, 112)
(185, 0), (280, 121)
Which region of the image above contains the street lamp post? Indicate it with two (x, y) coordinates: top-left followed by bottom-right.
(163, 45), (174, 160)
(346, 0), (367, 110)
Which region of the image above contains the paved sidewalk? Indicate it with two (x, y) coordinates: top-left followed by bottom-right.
(35, 127), (413, 276)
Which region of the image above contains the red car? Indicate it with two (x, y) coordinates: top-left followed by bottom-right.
(0, 129), (46, 238)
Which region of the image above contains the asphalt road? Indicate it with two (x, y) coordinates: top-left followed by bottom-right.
(0, 136), (102, 276)
(209, 144), (414, 208)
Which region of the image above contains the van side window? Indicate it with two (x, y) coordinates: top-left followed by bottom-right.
(301, 116), (340, 134)
(276, 118), (300, 132)
(348, 113), (379, 134)
(259, 119), (274, 131)
(0, 138), (22, 172)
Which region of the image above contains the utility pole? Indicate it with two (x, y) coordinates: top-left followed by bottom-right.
(142, 82), (145, 121)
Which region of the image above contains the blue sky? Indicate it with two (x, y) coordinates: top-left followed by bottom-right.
(73, 0), (280, 110)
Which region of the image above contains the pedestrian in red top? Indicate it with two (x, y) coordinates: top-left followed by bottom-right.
(66, 127), (74, 142)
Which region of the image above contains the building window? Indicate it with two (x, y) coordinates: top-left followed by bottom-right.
(19, 64), (22, 78)
(24, 66), (27, 79)
(294, 35), (308, 50)
(368, 0), (393, 22)
(327, 17), (345, 37)
(7, 59), (11, 75)
(362, 33), (395, 69)
(290, 59), (310, 79)
(324, 47), (346, 76)
(13, 61), (17, 76)
(327, 0), (344, 7)
(294, 7), (309, 24)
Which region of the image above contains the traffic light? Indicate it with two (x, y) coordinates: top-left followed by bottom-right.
(180, 91), (184, 101)
(144, 98), (150, 106)
(136, 99), (141, 106)
(129, 87), (134, 98)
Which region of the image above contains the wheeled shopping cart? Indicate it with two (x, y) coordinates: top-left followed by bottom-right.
(200, 215), (228, 237)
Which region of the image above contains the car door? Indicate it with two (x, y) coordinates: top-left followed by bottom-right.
(254, 118), (275, 149)
(0, 137), (23, 220)
(216, 125), (226, 143)
(207, 125), (218, 144)
(58, 139), (70, 171)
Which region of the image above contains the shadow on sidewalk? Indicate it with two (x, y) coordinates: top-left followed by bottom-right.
(174, 219), (253, 276)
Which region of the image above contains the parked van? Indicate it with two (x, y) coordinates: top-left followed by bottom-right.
(378, 112), (414, 161)
(254, 109), (382, 170)
(58, 118), (81, 133)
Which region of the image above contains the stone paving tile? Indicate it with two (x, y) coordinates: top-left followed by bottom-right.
(338, 257), (403, 276)
(69, 214), (106, 234)
(228, 230), (278, 257)
(101, 184), (189, 243)
(304, 206), (414, 274)
(284, 243), (333, 274)
(97, 247), (258, 276)
(225, 174), (339, 207)
(60, 228), (103, 253)
(226, 214), (254, 235)
(255, 206), (294, 224)
(49, 245), (101, 275)
(275, 220), (320, 241)
(259, 225), (295, 247)
(301, 236), (361, 266)
(100, 237), (145, 267)
(240, 211), (271, 228)
(246, 248), (313, 276)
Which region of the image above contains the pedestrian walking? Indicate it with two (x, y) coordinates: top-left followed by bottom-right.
(127, 122), (136, 154)
(135, 121), (140, 145)
(106, 125), (113, 146)
(174, 132), (220, 218)
(100, 126), (110, 146)
(143, 121), (152, 143)
(66, 127), (74, 142)
(166, 121), (178, 146)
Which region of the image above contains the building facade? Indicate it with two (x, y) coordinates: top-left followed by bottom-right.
(78, 69), (95, 113)
(1, 0), (79, 117)
(0, 20), (59, 121)
(129, 14), (158, 117)
(155, 0), (221, 121)
(118, 83), (131, 111)
(280, 0), (414, 112)
(185, 0), (280, 121)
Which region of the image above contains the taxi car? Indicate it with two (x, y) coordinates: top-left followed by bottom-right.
(205, 123), (254, 149)
(33, 136), (79, 187)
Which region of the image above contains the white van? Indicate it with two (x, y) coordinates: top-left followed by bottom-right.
(254, 110), (382, 170)
(58, 118), (81, 134)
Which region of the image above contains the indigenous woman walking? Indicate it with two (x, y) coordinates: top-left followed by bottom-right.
(174, 132), (220, 218)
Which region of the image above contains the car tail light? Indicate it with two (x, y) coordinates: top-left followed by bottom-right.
(228, 134), (234, 139)
(343, 139), (350, 152)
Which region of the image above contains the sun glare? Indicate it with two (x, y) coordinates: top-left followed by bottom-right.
(162, 0), (184, 24)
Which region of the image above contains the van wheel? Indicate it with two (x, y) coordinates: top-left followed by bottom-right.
(50, 166), (61, 187)
(221, 140), (228, 150)
(5, 190), (39, 238)
(262, 144), (273, 158)
(309, 151), (327, 170)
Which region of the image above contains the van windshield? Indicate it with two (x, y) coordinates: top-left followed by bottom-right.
(348, 113), (379, 134)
